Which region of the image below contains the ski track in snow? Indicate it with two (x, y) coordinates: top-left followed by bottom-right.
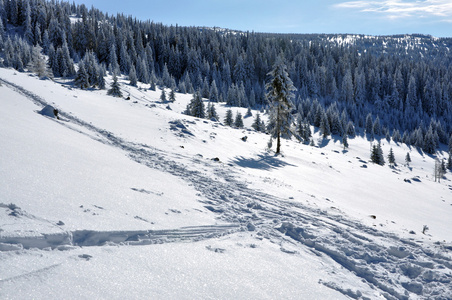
(1, 78), (452, 299)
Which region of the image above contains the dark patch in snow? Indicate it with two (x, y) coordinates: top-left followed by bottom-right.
(411, 177), (421, 182)
(0, 203), (22, 217)
(246, 222), (256, 231)
(280, 247), (298, 254)
(169, 120), (194, 137)
(131, 187), (163, 196)
(78, 254), (93, 261)
(134, 216), (152, 223)
(206, 245), (225, 253)
(204, 206), (224, 213)
(233, 153), (296, 170)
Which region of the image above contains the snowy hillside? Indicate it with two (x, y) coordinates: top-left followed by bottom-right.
(0, 68), (451, 299)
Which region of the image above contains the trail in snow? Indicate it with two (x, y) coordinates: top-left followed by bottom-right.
(1, 78), (451, 299)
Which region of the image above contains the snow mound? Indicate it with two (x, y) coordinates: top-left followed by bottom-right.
(39, 104), (57, 118)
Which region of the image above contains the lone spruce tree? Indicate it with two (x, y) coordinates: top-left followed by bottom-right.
(388, 147), (395, 167)
(266, 58), (296, 154)
(224, 109), (234, 127)
(370, 143), (385, 166)
(107, 75), (122, 97)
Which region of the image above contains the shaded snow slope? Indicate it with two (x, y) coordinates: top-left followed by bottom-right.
(0, 69), (451, 299)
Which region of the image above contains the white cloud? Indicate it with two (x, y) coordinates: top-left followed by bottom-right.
(334, 0), (452, 20)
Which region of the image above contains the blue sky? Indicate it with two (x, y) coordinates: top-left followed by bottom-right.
(72, 0), (452, 37)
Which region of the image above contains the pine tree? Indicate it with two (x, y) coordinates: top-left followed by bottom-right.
(320, 112), (331, 138)
(183, 103), (191, 115)
(371, 143), (385, 166)
(206, 102), (219, 120)
(388, 147), (395, 167)
(209, 80), (219, 102)
(302, 123), (312, 143)
(129, 65), (137, 87)
(160, 89), (167, 102)
(346, 121), (356, 138)
(75, 61), (90, 89)
(98, 74), (106, 90)
(169, 88), (176, 102)
(245, 107), (252, 118)
(365, 113), (374, 139)
(107, 75), (122, 97)
(447, 154), (452, 171)
(392, 129), (401, 143)
(266, 58), (296, 154)
(342, 135), (349, 150)
(109, 44), (120, 75)
(224, 109), (234, 126)
(28, 46), (52, 79)
(234, 112), (244, 128)
(188, 91), (205, 118)
(252, 113), (263, 132)
(149, 80), (156, 91)
(422, 124), (438, 154)
(373, 116), (381, 136)
(405, 152), (412, 167)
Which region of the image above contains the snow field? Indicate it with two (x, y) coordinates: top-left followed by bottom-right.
(0, 68), (451, 299)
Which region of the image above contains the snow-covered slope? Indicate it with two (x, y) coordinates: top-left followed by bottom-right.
(0, 68), (451, 299)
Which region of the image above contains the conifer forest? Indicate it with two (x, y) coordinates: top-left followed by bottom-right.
(1, 0), (452, 153)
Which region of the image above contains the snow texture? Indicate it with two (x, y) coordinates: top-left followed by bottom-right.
(0, 69), (451, 299)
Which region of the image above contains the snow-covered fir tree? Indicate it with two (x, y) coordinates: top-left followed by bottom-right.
(388, 148), (395, 167)
(405, 152), (412, 167)
(169, 89), (176, 102)
(224, 109), (234, 127)
(252, 113), (264, 132)
(266, 58), (296, 154)
(234, 112), (244, 128)
(371, 143), (385, 166)
(245, 107), (252, 118)
(74, 61), (90, 89)
(28, 46), (52, 79)
(129, 65), (137, 87)
(206, 102), (218, 121)
(187, 91), (205, 118)
(98, 73), (106, 90)
(160, 89), (167, 102)
(342, 135), (349, 150)
(107, 75), (122, 97)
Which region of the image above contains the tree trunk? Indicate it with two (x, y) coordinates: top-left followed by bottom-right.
(276, 104), (281, 154)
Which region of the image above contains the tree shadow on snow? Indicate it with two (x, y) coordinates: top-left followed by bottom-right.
(232, 153), (296, 170)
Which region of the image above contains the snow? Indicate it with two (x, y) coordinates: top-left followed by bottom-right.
(0, 68), (451, 299)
